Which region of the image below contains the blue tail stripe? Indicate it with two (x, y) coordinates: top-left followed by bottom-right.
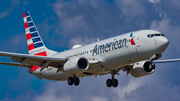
(34, 42), (43, 48)
(28, 22), (34, 27)
(29, 27), (36, 32)
(32, 37), (41, 43)
(31, 32), (39, 38)
(26, 17), (31, 22)
(25, 12), (29, 16)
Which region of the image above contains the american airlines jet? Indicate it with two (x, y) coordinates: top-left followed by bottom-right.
(0, 12), (179, 87)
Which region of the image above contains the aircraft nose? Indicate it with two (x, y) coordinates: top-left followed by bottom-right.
(157, 37), (169, 53)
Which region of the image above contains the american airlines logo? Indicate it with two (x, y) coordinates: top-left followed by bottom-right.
(92, 38), (127, 56)
(92, 33), (136, 56)
(130, 33), (135, 45)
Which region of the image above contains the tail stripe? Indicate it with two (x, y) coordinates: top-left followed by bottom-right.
(24, 22), (29, 29)
(25, 29), (30, 34)
(26, 33), (32, 40)
(27, 39), (33, 45)
(32, 37), (41, 43)
(29, 27), (36, 32)
(31, 32), (39, 37)
(28, 22), (34, 27)
(28, 43), (35, 51)
(23, 13), (26, 18)
(34, 42), (43, 48)
(26, 17), (32, 22)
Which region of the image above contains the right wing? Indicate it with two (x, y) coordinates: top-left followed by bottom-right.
(153, 58), (180, 64)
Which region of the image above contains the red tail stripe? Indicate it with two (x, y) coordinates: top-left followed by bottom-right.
(24, 22), (29, 29)
(23, 13), (26, 18)
(28, 43), (35, 51)
(34, 51), (47, 56)
(26, 33), (32, 40)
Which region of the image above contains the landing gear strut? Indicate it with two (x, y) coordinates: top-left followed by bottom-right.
(67, 75), (80, 86)
(106, 70), (119, 88)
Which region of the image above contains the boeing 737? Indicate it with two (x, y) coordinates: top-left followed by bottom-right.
(0, 12), (179, 87)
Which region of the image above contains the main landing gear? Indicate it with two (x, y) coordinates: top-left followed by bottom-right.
(106, 70), (119, 88)
(67, 75), (80, 86)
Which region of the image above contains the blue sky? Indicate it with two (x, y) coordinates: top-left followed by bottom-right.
(1, 0), (180, 101)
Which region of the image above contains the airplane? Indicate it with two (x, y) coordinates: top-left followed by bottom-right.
(0, 11), (179, 88)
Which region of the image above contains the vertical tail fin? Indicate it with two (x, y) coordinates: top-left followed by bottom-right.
(23, 12), (57, 56)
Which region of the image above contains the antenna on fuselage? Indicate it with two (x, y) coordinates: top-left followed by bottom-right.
(97, 38), (99, 42)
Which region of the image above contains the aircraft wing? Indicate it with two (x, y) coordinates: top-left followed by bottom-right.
(153, 58), (180, 64)
(0, 62), (32, 68)
(0, 51), (65, 68)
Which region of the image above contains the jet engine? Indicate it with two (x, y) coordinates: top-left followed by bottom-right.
(63, 57), (89, 74)
(130, 61), (155, 77)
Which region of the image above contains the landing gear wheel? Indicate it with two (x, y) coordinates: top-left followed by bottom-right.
(106, 79), (112, 87)
(74, 77), (80, 86)
(112, 79), (118, 87)
(68, 77), (74, 86)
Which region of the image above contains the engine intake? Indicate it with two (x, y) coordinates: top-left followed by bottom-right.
(143, 61), (155, 72)
(130, 61), (156, 77)
(63, 57), (89, 74)
(78, 58), (88, 70)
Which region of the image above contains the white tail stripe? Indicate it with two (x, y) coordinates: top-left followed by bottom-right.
(27, 39), (33, 45)
(24, 18), (27, 23)
(25, 29), (30, 34)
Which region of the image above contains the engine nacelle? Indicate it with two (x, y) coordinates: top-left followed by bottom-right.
(130, 61), (155, 77)
(63, 57), (89, 74)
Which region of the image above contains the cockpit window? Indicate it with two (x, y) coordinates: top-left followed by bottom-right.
(151, 34), (154, 37)
(154, 34), (161, 36)
(147, 33), (166, 38)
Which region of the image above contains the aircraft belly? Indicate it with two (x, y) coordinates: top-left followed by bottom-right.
(33, 67), (71, 81)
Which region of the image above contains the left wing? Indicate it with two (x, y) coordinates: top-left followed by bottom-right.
(0, 51), (65, 69)
(0, 62), (32, 68)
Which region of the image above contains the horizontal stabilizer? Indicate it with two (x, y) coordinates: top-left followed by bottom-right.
(0, 62), (32, 68)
